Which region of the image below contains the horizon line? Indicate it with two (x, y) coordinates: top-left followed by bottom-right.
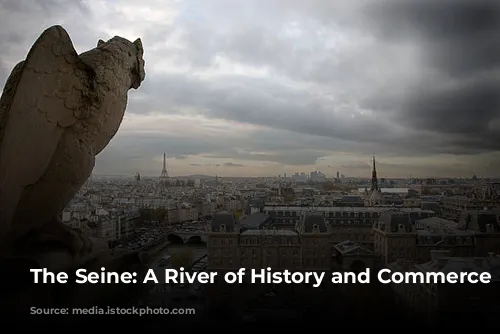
(91, 172), (498, 180)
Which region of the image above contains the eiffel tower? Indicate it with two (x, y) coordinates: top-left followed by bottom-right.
(160, 152), (168, 179)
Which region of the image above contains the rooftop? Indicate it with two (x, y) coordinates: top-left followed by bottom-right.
(418, 256), (500, 279)
(241, 229), (298, 236)
(416, 217), (473, 236)
(334, 240), (373, 255)
(264, 206), (434, 214)
(240, 212), (270, 228)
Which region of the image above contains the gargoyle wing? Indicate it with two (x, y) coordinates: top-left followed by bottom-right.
(0, 25), (92, 235)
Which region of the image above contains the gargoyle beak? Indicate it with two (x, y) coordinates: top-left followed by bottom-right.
(131, 57), (145, 89)
(131, 80), (141, 89)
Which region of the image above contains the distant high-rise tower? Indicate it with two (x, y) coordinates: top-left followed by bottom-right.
(215, 175), (222, 208)
(160, 152), (169, 179)
(135, 172), (141, 181)
(336, 171), (340, 180)
(371, 154), (378, 191)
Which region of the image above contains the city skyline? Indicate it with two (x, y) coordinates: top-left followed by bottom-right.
(1, 0), (499, 178)
(92, 153), (491, 179)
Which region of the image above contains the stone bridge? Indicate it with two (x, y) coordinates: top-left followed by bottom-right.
(167, 230), (207, 244)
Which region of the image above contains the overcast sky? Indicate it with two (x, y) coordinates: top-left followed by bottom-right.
(1, 0), (499, 178)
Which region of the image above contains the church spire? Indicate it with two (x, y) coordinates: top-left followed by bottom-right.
(371, 154), (378, 191)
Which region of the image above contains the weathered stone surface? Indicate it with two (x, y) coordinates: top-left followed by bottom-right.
(0, 26), (146, 324)
(0, 25), (146, 313)
(0, 25), (145, 266)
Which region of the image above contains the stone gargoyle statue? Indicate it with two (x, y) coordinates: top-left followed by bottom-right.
(0, 25), (145, 274)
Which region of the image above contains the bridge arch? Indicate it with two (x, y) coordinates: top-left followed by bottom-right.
(167, 234), (184, 244)
(186, 235), (205, 244)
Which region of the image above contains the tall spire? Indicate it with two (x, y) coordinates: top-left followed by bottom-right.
(160, 152), (168, 178)
(371, 154), (378, 191)
(215, 175), (222, 208)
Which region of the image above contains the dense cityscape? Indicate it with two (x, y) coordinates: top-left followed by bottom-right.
(1, 0), (500, 330)
(62, 153), (500, 327)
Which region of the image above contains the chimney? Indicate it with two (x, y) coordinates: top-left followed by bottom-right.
(430, 250), (450, 261)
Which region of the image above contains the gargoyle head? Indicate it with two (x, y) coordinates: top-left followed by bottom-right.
(97, 37), (146, 89)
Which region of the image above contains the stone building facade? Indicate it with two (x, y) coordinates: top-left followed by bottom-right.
(373, 210), (500, 265)
(263, 205), (434, 246)
(440, 196), (500, 221)
(206, 211), (335, 308)
(207, 211), (332, 272)
(440, 183), (500, 221)
(387, 251), (500, 324)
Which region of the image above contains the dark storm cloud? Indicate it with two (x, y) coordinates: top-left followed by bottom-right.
(2, 0), (500, 176)
(0, 0), (88, 14)
(0, 0), (93, 87)
(399, 77), (500, 139)
(129, 0), (499, 162)
(109, 128), (332, 166)
(359, 0), (500, 156)
(367, 0), (500, 77)
(173, 14), (376, 86)
(131, 71), (495, 158)
(133, 73), (402, 146)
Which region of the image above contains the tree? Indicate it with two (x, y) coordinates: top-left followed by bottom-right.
(170, 248), (194, 270)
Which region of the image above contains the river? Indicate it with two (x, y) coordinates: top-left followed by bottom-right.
(149, 244), (207, 279)
(141, 243), (207, 306)
(155, 244), (207, 262)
